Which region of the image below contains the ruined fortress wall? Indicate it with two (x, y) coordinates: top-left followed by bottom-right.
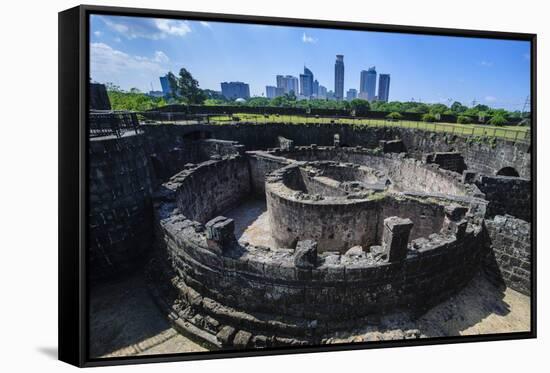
(378, 197), (446, 243)
(270, 147), (475, 197)
(175, 157), (251, 224)
(141, 123), (530, 179)
(397, 129), (531, 179)
(485, 215), (531, 295)
(155, 205), (486, 342)
(88, 133), (154, 281)
(476, 176), (531, 222)
(385, 158), (471, 196)
(266, 191), (380, 251)
(247, 153), (290, 195)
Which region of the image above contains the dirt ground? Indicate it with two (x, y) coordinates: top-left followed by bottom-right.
(89, 267), (530, 358)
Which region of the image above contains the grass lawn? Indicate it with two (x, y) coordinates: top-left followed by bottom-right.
(208, 113), (529, 142)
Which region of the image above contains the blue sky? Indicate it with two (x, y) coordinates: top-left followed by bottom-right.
(90, 15), (531, 110)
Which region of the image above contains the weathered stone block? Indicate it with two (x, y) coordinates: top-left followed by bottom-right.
(233, 330), (252, 348)
(216, 325), (237, 346)
(205, 216), (235, 253)
(462, 170), (478, 184)
(334, 134), (341, 147)
(294, 240), (318, 269)
(444, 204), (468, 221)
(382, 217), (413, 262)
(277, 136), (294, 151)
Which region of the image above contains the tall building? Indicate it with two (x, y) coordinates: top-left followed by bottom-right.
(334, 55), (345, 100)
(220, 81), (250, 100)
(378, 74), (391, 102)
(276, 75), (299, 96)
(346, 88), (357, 101)
(318, 85), (328, 99)
(299, 66), (314, 98)
(266, 85), (284, 99)
(313, 79), (319, 97)
(359, 67), (377, 101)
(159, 74), (172, 96)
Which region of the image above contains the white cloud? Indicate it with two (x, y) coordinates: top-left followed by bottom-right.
(90, 43), (169, 78)
(302, 32), (317, 44)
(94, 31), (102, 37)
(154, 19), (191, 37)
(484, 95), (497, 102)
(199, 21), (211, 28)
(480, 60), (494, 67)
(99, 16), (191, 40)
(153, 51), (170, 63)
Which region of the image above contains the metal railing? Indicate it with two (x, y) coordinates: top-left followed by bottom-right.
(89, 111), (140, 138)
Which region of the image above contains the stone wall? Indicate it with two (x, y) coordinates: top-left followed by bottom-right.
(398, 129), (531, 179)
(424, 152), (466, 174)
(89, 83), (111, 110)
(151, 189), (486, 347)
(246, 152), (291, 195)
(170, 157), (251, 224)
(484, 215), (531, 295)
(266, 166), (381, 251)
(141, 123), (530, 179)
(474, 175), (531, 221)
(268, 146), (479, 198)
(88, 133), (154, 282)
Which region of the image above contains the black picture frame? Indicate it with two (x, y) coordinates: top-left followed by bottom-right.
(59, 4), (537, 368)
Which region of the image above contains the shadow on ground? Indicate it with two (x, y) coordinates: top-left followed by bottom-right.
(36, 346), (58, 360)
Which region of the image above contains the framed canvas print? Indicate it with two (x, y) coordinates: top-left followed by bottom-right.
(58, 4), (536, 367)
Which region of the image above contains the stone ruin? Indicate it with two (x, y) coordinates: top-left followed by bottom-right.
(88, 119), (532, 350)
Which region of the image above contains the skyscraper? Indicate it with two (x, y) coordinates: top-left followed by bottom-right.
(378, 74), (391, 102)
(220, 82), (250, 100)
(318, 85), (328, 99)
(276, 75), (299, 96)
(299, 67), (314, 98)
(334, 55), (345, 100)
(266, 85), (284, 99)
(359, 67), (377, 101)
(346, 88), (357, 101)
(159, 74), (172, 97)
(313, 79), (319, 97)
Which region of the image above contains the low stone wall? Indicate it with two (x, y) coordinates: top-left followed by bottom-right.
(164, 156), (251, 224)
(484, 215), (531, 295)
(424, 152), (466, 174)
(474, 175), (531, 222)
(268, 146), (480, 198)
(89, 133), (154, 282)
(151, 188), (486, 348)
(266, 164), (382, 251)
(246, 152), (291, 195)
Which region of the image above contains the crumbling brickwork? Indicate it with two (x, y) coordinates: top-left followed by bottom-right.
(485, 215), (531, 295)
(87, 118), (531, 347)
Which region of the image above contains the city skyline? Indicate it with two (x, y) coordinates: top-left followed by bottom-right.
(90, 14), (531, 110)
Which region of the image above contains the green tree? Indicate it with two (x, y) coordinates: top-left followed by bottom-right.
(350, 99), (370, 116)
(167, 68), (206, 104)
(488, 113), (508, 126)
(386, 112), (403, 121)
(422, 113), (437, 122)
(456, 115), (472, 124)
(451, 101), (467, 114)
(429, 103), (449, 115)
